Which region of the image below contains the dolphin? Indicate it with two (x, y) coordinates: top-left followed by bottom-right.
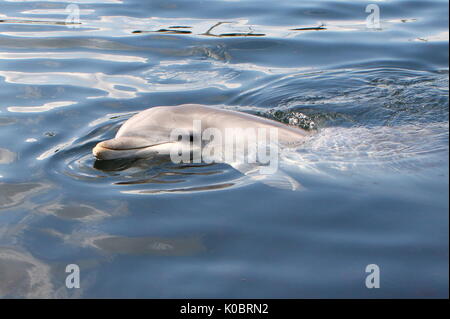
(93, 104), (310, 189)
(93, 104), (309, 159)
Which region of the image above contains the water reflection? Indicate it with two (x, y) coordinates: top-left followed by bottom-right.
(0, 57), (240, 103)
(0, 51), (147, 63)
(1, 12), (425, 39)
(142, 59), (241, 90)
(8, 101), (76, 113)
(121, 182), (239, 195)
(37, 202), (109, 221)
(0, 148), (16, 164)
(0, 0), (447, 298)
(0, 70), (152, 99)
(0, 182), (50, 210)
(0, 248), (53, 298)
(90, 235), (205, 256)
(414, 31), (450, 42)
(92, 156), (241, 193)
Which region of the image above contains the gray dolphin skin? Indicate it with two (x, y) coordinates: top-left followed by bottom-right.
(93, 104), (310, 161)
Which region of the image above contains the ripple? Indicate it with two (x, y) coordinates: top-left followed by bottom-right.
(42, 113), (245, 195)
(287, 122), (449, 175)
(142, 59), (241, 91)
(0, 70), (154, 99)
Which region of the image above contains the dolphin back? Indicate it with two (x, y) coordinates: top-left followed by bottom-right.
(123, 104), (311, 146)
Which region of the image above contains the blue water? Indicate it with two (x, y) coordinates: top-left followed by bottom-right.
(0, 0), (448, 298)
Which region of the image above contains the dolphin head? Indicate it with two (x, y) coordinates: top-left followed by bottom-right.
(93, 106), (196, 160)
(93, 107), (179, 160)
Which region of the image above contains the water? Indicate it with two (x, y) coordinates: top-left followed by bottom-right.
(0, 0), (448, 298)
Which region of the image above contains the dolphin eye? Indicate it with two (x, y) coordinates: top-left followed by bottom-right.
(176, 134), (194, 142)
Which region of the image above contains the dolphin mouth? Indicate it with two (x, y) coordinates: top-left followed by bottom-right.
(96, 141), (172, 151)
(93, 136), (174, 160)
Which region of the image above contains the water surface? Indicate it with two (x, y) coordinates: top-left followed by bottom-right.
(0, 0), (448, 298)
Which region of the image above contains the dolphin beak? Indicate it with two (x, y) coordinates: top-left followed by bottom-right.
(92, 142), (114, 160)
(93, 137), (173, 160)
